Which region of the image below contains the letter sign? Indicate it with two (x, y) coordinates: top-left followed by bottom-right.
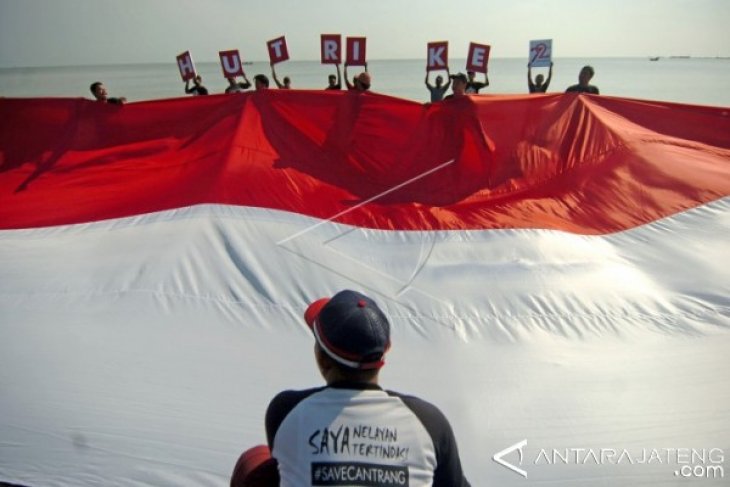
(321, 34), (341, 64)
(529, 39), (553, 68)
(267, 36), (290, 65)
(219, 50), (244, 78)
(466, 42), (491, 73)
(176, 51), (196, 82)
(427, 41), (448, 71)
(346, 37), (367, 66)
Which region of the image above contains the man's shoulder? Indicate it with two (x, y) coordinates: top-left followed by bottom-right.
(385, 390), (450, 423)
(268, 387), (326, 408)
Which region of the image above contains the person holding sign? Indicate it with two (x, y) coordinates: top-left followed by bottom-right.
(528, 62), (553, 93)
(325, 64), (342, 90)
(425, 69), (451, 102)
(271, 65), (291, 90)
(225, 75), (252, 94)
(185, 75), (208, 96)
(566, 65), (599, 94)
(465, 71), (489, 94)
(344, 63), (370, 92)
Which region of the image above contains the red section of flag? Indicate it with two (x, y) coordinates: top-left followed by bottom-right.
(1, 93), (729, 232)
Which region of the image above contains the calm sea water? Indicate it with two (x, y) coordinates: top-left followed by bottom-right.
(1, 57), (729, 107)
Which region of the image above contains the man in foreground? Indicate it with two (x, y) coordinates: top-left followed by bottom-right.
(232, 290), (470, 486)
(566, 65), (600, 94)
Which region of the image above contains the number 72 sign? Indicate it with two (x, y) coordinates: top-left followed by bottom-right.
(529, 39), (552, 67)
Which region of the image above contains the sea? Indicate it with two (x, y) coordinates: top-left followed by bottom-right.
(1, 57), (729, 107)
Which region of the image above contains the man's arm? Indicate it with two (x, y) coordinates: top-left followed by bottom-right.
(335, 63), (342, 88)
(425, 71), (432, 89)
(528, 64), (535, 91)
(271, 65), (284, 89)
(544, 62), (554, 90)
(241, 73), (251, 89)
(184, 80), (192, 94)
(344, 64), (354, 90)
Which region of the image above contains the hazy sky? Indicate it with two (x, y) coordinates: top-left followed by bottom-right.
(1, 0), (728, 67)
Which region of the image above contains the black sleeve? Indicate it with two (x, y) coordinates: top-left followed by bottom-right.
(241, 81), (251, 89)
(107, 97), (123, 105)
(388, 392), (470, 487)
(265, 387), (325, 448)
(199, 86), (209, 95)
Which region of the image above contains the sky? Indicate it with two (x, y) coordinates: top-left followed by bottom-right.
(1, 0), (729, 67)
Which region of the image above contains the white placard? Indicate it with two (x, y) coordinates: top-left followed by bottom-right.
(529, 39), (552, 67)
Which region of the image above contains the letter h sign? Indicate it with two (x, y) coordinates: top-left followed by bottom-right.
(176, 51), (196, 81)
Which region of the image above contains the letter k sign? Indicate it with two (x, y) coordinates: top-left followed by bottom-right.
(493, 439), (528, 477)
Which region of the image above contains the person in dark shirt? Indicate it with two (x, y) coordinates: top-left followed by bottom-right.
(566, 65), (600, 94)
(271, 64), (291, 89)
(185, 75), (208, 96)
(425, 69), (452, 102)
(231, 290), (471, 486)
(325, 64), (342, 90)
(465, 70), (489, 94)
(528, 61), (553, 93)
(225, 75), (251, 94)
(89, 81), (126, 105)
(253, 74), (270, 91)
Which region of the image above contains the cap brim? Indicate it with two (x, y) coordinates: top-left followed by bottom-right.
(304, 298), (330, 329)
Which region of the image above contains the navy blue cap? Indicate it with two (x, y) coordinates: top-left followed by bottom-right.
(305, 290), (391, 370)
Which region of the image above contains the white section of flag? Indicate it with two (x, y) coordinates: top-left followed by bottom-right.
(1, 200), (729, 485)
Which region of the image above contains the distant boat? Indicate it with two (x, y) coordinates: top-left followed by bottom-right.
(649, 56), (660, 61)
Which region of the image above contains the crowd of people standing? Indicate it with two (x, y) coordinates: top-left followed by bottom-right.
(90, 63), (599, 105)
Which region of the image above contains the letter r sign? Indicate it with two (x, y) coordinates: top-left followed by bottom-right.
(466, 42), (491, 73)
(320, 34), (341, 64)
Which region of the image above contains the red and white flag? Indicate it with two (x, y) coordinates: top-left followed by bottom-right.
(1, 93), (729, 486)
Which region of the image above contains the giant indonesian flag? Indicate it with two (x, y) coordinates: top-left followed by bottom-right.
(1, 92), (729, 486)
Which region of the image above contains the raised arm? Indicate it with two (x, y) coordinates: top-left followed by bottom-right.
(184, 79), (192, 94)
(425, 70), (432, 89)
(336, 63), (342, 87)
(527, 64), (535, 91)
(444, 67), (452, 91)
(241, 72), (251, 89)
(344, 64), (354, 90)
(544, 62), (554, 89)
(271, 64), (284, 89)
